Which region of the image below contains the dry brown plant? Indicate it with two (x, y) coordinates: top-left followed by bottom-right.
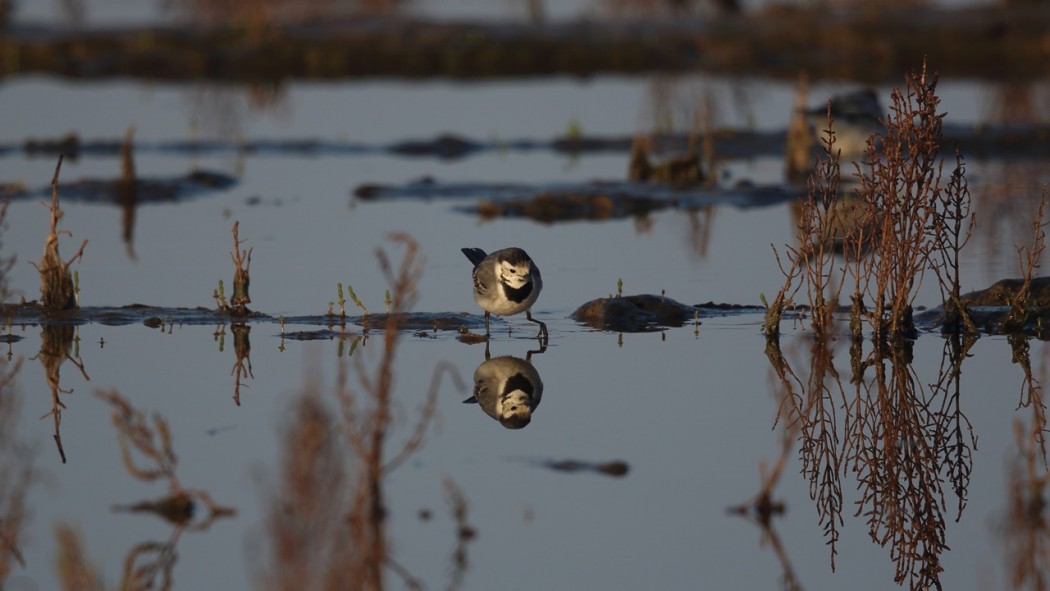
(1005, 414), (1050, 590)
(0, 357), (30, 586)
(257, 233), (466, 591)
(1005, 190), (1049, 334)
(96, 388), (235, 527)
(854, 61), (944, 344)
(30, 156), (88, 310)
(228, 221), (253, 315)
(766, 107), (845, 337)
(54, 524), (105, 591)
(930, 149), (977, 336)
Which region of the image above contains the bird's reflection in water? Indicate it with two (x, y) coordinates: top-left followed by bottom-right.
(464, 341), (545, 429)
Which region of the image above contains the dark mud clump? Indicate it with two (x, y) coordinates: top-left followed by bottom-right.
(476, 192), (671, 224)
(572, 294), (700, 332)
(916, 276), (1050, 337)
(959, 277), (1050, 307)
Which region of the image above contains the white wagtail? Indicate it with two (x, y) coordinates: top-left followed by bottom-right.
(461, 247), (547, 340)
(805, 89), (884, 159)
(464, 354), (544, 429)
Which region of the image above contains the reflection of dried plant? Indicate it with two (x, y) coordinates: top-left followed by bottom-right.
(35, 324), (89, 463)
(766, 336), (844, 569)
(444, 478), (475, 591)
(851, 345), (959, 590)
(734, 337), (803, 590)
(230, 323), (253, 406)
(765, 328), (975, 590)
(118, 126), (139, 261)
(30, 156), (88, 310)
(930, 333), (978, 520)
(1013, 334), (1050, 467)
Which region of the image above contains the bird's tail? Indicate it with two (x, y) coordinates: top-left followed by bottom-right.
(461, 247), (487, 266)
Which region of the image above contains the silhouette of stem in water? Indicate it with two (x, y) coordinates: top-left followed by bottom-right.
(30, 156), (88, 310)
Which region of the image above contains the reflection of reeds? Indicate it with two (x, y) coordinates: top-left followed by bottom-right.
(230, 323), (253, 406)
(764, 324), (976, 589)
(36, 323), (89, 463)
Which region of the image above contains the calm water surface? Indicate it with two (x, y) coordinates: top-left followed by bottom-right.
(2, 73), (1049, 590)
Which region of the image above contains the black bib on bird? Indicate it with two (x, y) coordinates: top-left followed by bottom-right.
(500, 280), (533, 304)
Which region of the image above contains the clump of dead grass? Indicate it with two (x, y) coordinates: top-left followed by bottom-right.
(30, 156), (88, 311)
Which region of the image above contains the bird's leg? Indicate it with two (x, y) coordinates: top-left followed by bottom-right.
(484, 311), (491, 338)
(526, 310), (548, 342)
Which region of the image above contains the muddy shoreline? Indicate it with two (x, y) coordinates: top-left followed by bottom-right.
(3, 5), (1049, 82)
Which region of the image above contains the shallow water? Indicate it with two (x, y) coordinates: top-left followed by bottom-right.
(3, 66), (1050, 590)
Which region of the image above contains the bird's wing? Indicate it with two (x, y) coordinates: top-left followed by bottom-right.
(472, 265), (492, 296)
